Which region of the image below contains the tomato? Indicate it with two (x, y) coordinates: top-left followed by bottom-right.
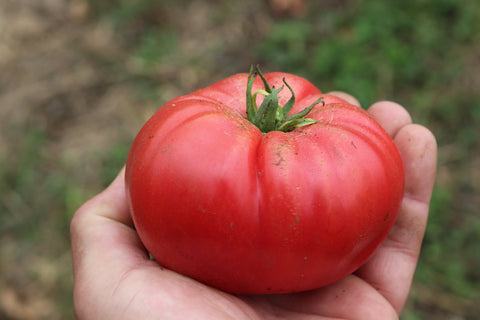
(125, 67), (405, 294)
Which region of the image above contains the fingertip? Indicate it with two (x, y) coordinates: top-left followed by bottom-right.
(367, 101), (412, 138)
(71, 166), (132, 231)
(395, 124), (438, 203)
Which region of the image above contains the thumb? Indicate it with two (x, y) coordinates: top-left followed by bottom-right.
(70, 167), (150, 317)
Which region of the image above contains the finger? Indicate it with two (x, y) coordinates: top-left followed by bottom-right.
(70, 166), (149, 279)
(355, 123), (437, 314)
(367, 101), (412, 137)
(73, 167), (133, 226)
(327, 91), (361, 107)
(70, 165), (148, 268)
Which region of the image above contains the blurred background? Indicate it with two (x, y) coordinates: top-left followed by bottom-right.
(0, 0), (479, 319)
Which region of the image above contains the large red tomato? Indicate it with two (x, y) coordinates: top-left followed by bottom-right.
(125, 67), (405, 294)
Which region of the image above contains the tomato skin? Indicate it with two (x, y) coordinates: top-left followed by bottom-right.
(125, 72), (405, 294)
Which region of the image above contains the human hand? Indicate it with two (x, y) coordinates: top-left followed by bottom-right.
(70, 93), (437, 319)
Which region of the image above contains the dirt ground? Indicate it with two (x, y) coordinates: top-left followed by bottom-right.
(0, 1), (150, 319)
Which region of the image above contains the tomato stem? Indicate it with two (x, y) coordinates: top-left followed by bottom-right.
(246, 65), (324, 133)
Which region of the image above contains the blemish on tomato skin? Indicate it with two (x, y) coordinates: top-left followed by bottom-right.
(383, 211), (390, 222)
(274, 150), (285, 166)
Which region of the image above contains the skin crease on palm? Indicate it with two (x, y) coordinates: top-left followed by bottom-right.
(70, 91), (437, 320)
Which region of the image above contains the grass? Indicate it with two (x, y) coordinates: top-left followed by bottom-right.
(2, 0), (479, 318)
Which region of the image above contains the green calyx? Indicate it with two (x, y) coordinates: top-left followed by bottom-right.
(246, 65), (324, 133)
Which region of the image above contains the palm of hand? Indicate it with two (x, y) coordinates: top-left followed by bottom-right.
(104, 263), (399, 319)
